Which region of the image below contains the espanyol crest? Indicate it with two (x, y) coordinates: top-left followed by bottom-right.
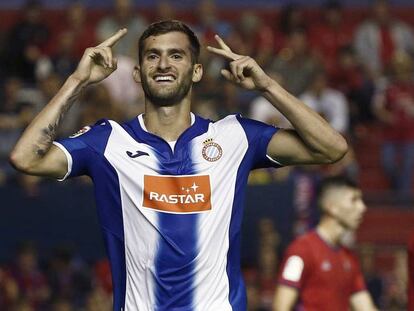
(202, 138), (223, 162)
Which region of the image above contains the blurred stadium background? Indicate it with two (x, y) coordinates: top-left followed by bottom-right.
(1, 0), (414, 310)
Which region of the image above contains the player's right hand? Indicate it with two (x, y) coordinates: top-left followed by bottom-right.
(71, 28), (127, 85)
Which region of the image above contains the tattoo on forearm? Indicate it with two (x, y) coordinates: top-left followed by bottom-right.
(33, 92), (78, 157)
(35, 123), (58, 156)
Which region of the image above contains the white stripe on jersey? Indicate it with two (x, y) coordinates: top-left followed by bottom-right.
(190, 118), (248, 311)
(105, 121), (159, 310)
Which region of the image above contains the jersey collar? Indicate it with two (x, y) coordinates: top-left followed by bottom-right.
(125, 113), (210, 156)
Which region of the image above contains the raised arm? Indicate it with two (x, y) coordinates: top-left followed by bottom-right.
(9, 29), (127, 179)
(207, 35), (348, 166)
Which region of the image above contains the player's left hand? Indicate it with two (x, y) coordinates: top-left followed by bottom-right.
(207, 35), (273, 92)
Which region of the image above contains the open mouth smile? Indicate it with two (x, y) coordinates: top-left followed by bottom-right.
(153, 74), (176, 83)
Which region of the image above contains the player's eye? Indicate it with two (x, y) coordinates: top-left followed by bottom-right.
(171, 54), (183, 60)
(147, 54), (158, 60)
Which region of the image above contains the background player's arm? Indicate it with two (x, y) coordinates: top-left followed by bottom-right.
(350, 291), (378, 311)
(273, 285), (298, 311)
(207, 35), (348, 166)
(9, 29), (127, 179)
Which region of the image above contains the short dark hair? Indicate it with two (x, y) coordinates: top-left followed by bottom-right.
(138, 20), (201, 65)
(317, 175), (358, 209)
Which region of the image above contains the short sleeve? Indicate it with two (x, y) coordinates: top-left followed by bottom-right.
(53, 120), (112, 180)
(278, 241), (310, 289)
(236, 115), (281, 169)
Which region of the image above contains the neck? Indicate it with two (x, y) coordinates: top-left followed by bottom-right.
(316, 216), (345, 246)
(143, 98), (192, 141)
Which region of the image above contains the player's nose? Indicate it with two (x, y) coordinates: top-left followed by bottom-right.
(157, 55), (171, 70)
(359, 200), (367, 215)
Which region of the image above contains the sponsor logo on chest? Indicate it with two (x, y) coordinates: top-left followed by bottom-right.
(143, 175), (211, 213)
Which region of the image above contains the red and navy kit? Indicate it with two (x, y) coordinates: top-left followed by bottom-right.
(278, 230), (366, 311)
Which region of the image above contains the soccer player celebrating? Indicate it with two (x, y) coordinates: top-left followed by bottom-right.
(273, 176), (377, 311)
(10, 21), (347, 310)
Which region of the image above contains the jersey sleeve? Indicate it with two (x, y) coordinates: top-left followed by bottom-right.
(236, 115), (281, 169)
(53, 119), (112, 180)
(278, 240), (311, 289)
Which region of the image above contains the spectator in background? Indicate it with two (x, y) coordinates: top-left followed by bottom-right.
(96, 0), (147, 58)
(275, 4), (307, 52)
(331, 46), (375, 126)
(373, 51), (414, 196)
(309, 1), (354, 79)
(153, 0), (177, 22)
(194, 0), (232, 46)
(3, 0), (50, 84)
(300, 71), (358, 179)
(300, 71), (349, 135)
(274, 176), (377, 311)
(46, 2), (96, 60)
(231, 12), (274, 68)
(9, 242), (50, 310)
(243, 218), (280, 311)
(93, 259), (112, 297)
(46, 246), (91, 308)
(50, 298), (74, 311)
(96, 0), (147, 114)
(11, 299), (34, 311)
(359, 244), (384, 308)
(248, 70), (291, 128)
(63, 2), (97, 59)
(354, 0), (414, 80)
(0, 78), (39, 185)
(0, 266), (19, 310)
(79, 85), (126, 128)
(41, 31), (79, 80)
(271, 29), (321, 96)
(84, 287), (112, 311)
(101, 54), (145, 118)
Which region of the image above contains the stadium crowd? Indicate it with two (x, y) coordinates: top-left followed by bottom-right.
(0, 0), (413, 310)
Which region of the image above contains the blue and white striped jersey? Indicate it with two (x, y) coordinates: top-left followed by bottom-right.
(54, 113), (280, 311)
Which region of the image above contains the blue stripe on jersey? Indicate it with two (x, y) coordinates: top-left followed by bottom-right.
(154, 145), (197, 311)
(66, 120), (127, 311)
(226, 116), (279, 310)
(92, 161), (127, 311)
(127, 115), (209, 311)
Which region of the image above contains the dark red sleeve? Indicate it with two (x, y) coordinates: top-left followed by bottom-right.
(278, 239), (311, 289)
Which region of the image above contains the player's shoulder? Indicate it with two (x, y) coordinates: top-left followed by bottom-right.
(286, 231), (316, 254)
(213, 113), (241, 126)
(68, 119), (113, 139)
(215, 113), (278, 132)
(65, 118), (116, 153)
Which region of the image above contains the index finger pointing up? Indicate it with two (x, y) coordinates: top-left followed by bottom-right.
(214, 34), (232, 52)
(97, 28), (128, 48)
(207, 35), (241, 61)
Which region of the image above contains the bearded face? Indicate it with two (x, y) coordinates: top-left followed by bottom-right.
(140, 62), (194, 107)
(138, 32), (201, 107)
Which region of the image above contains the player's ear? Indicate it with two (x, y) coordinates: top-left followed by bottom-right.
(192, 64), (203, 83)
(133, 65), (141, 83)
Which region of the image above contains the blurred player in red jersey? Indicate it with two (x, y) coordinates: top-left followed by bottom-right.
(273, 176), (377, 311)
